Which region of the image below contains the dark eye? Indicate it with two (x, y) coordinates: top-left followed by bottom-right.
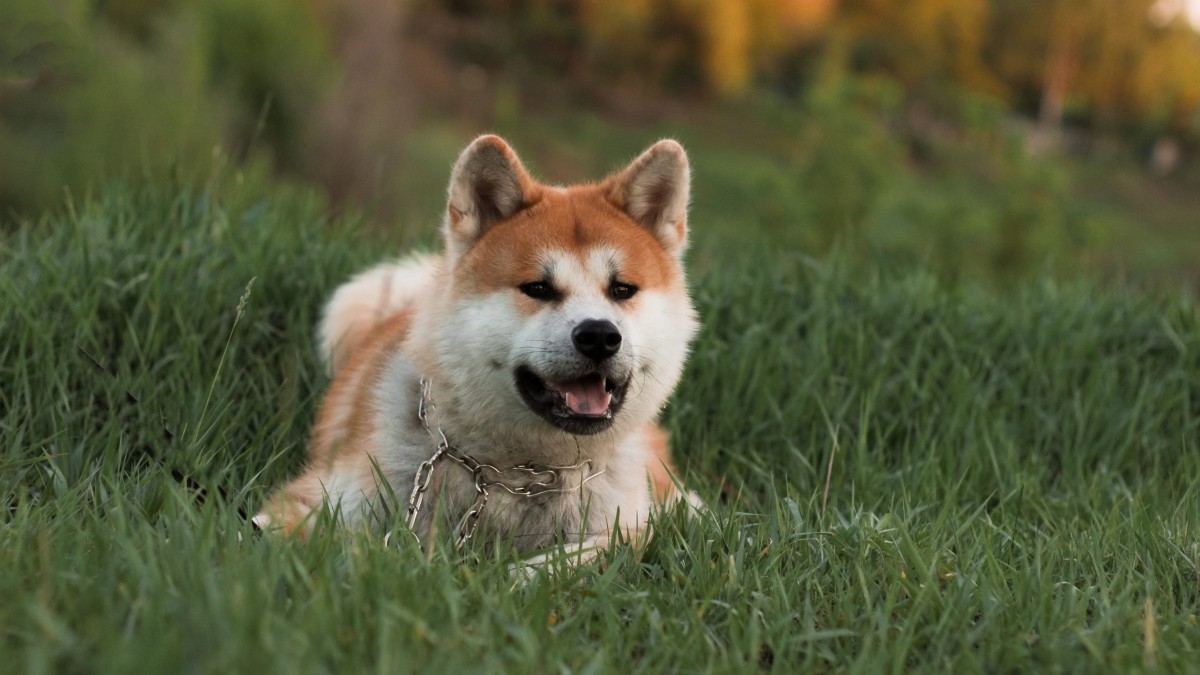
(609, 281), (638, 301)
(519, 281), (559, 301)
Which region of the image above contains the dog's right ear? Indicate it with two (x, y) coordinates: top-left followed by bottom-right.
(444, 135), (532, 263)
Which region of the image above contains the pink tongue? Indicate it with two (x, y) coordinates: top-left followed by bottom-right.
(559, 378), (611, 416)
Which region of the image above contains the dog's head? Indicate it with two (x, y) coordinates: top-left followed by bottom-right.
(428, 135), (697, 440)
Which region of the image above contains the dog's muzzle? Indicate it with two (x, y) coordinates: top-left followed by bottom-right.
(514, 366), (630, 435)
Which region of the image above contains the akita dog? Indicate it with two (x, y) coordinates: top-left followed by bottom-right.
(255, 135), (698, 561)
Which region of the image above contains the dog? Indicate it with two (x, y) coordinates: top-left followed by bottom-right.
(254, 135), (699, 563)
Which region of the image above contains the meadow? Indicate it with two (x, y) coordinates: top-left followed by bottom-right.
(1, 147), (1197, 672)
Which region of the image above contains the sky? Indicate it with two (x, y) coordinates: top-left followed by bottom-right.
(1185, 0), (1200, 25)
(1156, 0), (1200, 26)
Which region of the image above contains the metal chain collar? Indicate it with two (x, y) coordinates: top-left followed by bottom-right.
(403, 378), (604, 549)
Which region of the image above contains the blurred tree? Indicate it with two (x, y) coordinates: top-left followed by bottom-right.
(987, 0), (1200, 137)
(95, 0), (178, 41)
(742, 0), (837, 93)
(0, 0), (336, 215)
(1131, 18), (1200, 133)
(699, 0), (752, 94)
(195, 0), (336, 167)
(429, 0), (1199, 142)
(5, 0), (1200, 218)
(554, 0), (835, 94)
(0, 0), (224, 212)
(836, 0), (1002, 97)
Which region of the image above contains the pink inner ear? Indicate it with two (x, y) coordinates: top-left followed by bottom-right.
(629, 177), (673, 228)
(473, 178), (512, 228)
(445, 136), (532, 256)
(608, 143), (690, 254)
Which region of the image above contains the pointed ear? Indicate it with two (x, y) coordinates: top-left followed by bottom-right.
(606, 140), (691, 257)
(444, 135), (533, 262)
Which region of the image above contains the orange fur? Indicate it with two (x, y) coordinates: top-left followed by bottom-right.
(456, 187), (682, 300)
(258, 309), (413, 536)
(311, 309), (413, 463)
(643, 425), (682, 503)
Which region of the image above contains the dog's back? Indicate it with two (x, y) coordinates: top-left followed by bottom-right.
(318, 255), (440, 375)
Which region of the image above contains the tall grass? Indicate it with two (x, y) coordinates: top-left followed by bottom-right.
(1, 180), (1197, 672)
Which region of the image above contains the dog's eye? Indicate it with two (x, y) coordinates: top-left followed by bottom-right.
(519, 281), (560, 301)
(609, 281), (638, 301)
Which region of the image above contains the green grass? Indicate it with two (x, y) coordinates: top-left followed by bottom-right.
(1, 179), (1198, 673)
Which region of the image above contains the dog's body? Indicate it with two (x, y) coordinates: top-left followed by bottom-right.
(255, 136), (698, 557)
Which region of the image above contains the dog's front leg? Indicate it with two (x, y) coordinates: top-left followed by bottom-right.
(507, 533), (611, 582)
(253, 450), (383, 537)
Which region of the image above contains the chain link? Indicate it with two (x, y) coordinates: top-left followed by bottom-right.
(402, 377), (604, 549)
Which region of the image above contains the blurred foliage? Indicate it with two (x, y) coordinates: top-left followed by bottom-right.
(988, 0), (1200, 133)
(437, 0), (1200, 135)
(0, 0), (333, 213)
(572, 0), (836, 95)
(838, 0), (1001, 98)
(795, 60), (905, 247)
(1, 0), (1198, 285)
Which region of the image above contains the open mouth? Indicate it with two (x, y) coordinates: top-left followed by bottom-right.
(515, 366), (629, 435)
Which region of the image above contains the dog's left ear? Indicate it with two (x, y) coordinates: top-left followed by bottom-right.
(606, 140), (691, 258)
(445, 135), (534, 262)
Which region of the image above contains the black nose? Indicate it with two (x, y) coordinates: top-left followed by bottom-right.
(572, 319), (622, 362)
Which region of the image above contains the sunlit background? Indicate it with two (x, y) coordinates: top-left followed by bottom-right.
(3, 0), (1199, 285)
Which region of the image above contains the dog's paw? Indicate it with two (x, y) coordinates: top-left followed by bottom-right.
(682, 489), (707, 514)
(506, 538), (605, 583)
(507, 558), (545, 585)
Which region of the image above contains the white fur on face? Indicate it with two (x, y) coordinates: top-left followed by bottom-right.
(619, 287), (696, 414)
(431, 245), (697, 448)
(520, 247), (632, 380)
(432, 291), (536, 426)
